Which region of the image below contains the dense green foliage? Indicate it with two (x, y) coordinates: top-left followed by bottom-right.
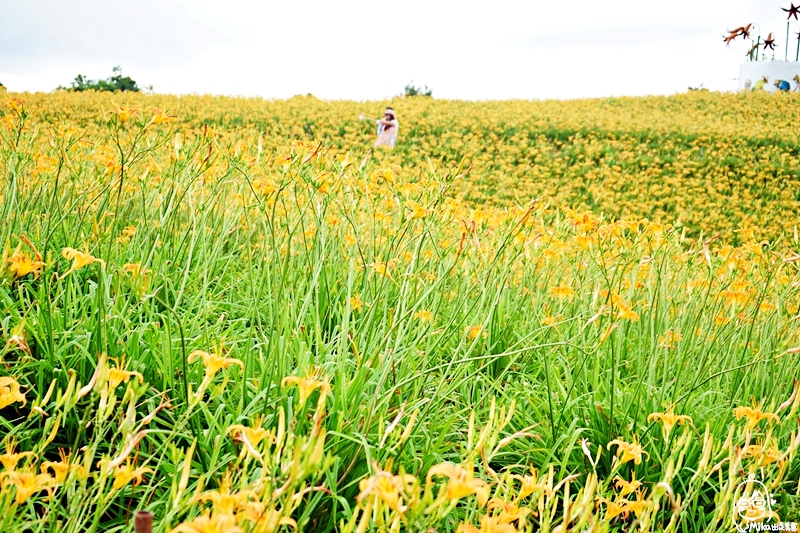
(58, 66), (140, 93)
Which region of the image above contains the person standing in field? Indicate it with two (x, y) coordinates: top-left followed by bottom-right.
(362, 108), (399, 148)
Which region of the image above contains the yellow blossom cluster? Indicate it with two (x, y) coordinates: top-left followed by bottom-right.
(5, 90), (800, 241)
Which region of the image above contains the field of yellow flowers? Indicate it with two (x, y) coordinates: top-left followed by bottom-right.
(0, 90), (799, 533)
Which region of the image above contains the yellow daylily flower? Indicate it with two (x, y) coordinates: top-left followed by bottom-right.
(356, 466), (417, 514)
(42, 449), (84, 483)
(7, 250), (44, 279)
(281, 372), (331, 406)
(487, 498), (531, 523)
(0, 442), (35, 471)
(110, 105), (137, 124)
(111, 461), (153, 491)
(348, 295), (364, 312)
(170, 513), (243, 533)
(607, 436), (648, 465)
(226, 423), (272, 448)
(549, 285), (575, 299)
(467, 325), (487, 339)
(427, 462), (490, 507)
(369, 261), (394, 280)
(624, 489), (653, 520)
(188, 349), (244, 382)
(405, 200), (429, 220)
(741, 443), (785, 467)
(733, 406), (781, 432)
(238, 504), (297, 530)
(647, 405), (693, 439)
(512, 469), (542, 500)
(596, 496), (630, 521)
(613, 471), (642, 497)
(6, 98), (24, 114)
(107, 359), (144, 389)
(456, 514), (518, 533)
(413, 309), (433, 322)
(196, 482), (255, 516)
(61, 247), (105, 275)
(0, 470), (55, 504)
(0, 377), (26, 409)
(148, 108), (177, 125)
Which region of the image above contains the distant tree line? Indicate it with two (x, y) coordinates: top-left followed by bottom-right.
(57, 66), (141, 92)
(403, 82), (432, 97)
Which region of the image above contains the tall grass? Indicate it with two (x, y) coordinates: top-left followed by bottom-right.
(0, 96), (798, 532)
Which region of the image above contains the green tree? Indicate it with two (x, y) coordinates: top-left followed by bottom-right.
(403, 81), (432, 97)
(58, 66), (141, 92)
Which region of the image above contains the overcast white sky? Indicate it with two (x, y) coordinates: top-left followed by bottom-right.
(0, 1), (796, 100)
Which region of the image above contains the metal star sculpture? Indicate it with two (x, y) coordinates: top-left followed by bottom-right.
(783, 3), (800, 20)
(724, 30), (740, 46)
(733, 23), (753, 39)
(763, 32), (776, 50)
(723, 24), (754, 47)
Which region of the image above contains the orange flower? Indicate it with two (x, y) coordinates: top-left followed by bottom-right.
(487, 498), (530, 523)
(110, 105), (137, 124)
(196, 477), (255, 515)
(734, 406), (780, 432)
(647, 406), (692, 439)
(107, 359), (144, 389)
(238, 505), (297, 530)
(549, 285), (575, 299)
(348, 295), (363, 312)
(61, 247), (105, 275)
(741, 444), (785, 467)
(226, 423), (272, 448)
(7, 250), (44, 279)
(456, 515), (518, 533)
(405, 200), (429, 220)
(374, 168), (394, 184)
(467, 325), (487, 339)
(0, 377), (26, 409)
(356, 466), (417, 514)
(111, 460), (153, 491)
(42, 449), (84, 483)
(281, 372), (331, 406)
(596, 496), (629, 521)
(186, 346), (243, 404)
(6, 98), (23, 114)
(0, 470), (55, 504)
(607, 436), (648, 465)
(540, 314), (562, 327)
(413, 309), (433, 322)
(226, 420), (273, 460)
(427, 462), (490, 507)
(512, 470), (542, 500)
(117, 225), (136, 244)
(369, 261), (394, 280)
(624, 490), (652, 520)
(0, 442), (34, 471)
(148, 108), (177, 125)
(613, 471), (642, 497)
(170, 513), (243, 533)
(189, 349), (244, 382)
(612, 295), (639, 321)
